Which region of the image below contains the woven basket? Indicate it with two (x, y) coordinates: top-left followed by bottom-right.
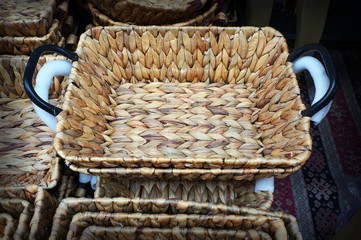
(84, 1), (217, 27)
(0, 0), (56, 37)
(87, 0), (208, 25)
(46, 25), (311, 180)
(50, 197), (302, 240)
(0, 55), (67, 189)
(0, 19), (63, 55)
(94, 177), (273, 210)
(80, 226), (273, 240)
(0, 187), (58, 240)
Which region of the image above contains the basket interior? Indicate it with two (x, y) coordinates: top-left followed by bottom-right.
(55, 26), (311, 168)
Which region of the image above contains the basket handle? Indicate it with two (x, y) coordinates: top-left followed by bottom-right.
(288, 43), (338, 124)
(23, 44), (78, 117)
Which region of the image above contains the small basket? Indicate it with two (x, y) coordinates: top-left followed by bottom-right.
(0, 55), (66, 189)
(0, 0), (56, 37)
(94, 177), (273, 210)
(84, 1), (217, 27)
(50, 197), (302, 240)
(87, 0), (208, 25)
(0, 187), (58, 240)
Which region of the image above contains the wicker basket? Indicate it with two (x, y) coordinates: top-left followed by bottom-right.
(94, 177), (273, 210)
(0, 0), (56, 37)
(38, 26), (312, 180)
(87, 0), (208, 25)
(0, 187), (58, 240)
(0, 0), (68, 55)
(0, 55), (66, 189)
(50, 197), (302, 240)
(83, 1), (218, 27)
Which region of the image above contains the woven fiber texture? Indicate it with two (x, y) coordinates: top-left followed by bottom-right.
(88, 0), (208, 25)
(50, 197), (302, 240)
(68, 161), (301, 180)
(0, 0), (56, 37)
(0, 188), (58, 240)
(0, 213), (16, 240)
(94, 177), (273, 210)
(0, 19), (62, 55)
(54, 26), (311, 178)
(67, 212), (285, 240)
(80, 226), (272, 240)
(0, 198), (33, 239)
(85, 1), (217, 27)
(0, 55), (68, 189)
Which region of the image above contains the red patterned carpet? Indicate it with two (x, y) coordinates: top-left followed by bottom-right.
(271, 49), (361, 240)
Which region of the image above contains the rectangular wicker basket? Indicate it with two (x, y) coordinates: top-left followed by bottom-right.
(94, 177), (273, 210)
(50, 197), (302, 240)
(53, 25), (311, 180)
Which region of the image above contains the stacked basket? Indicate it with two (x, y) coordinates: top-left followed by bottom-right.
(21, 22), (341, 239)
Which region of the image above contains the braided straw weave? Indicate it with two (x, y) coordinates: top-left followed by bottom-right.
(80, 226), (273, 240)
(0, 187), (58, 240)
(85, 1), (217, 27)
(0, 198), (34, 239)
(54, 26), (311, 179)
(50, 197), (302, 240)
(0, 19), (63, 55)
(88, 0), (208, 25)
(0, 55), (67, 189)
(95, 177), (273, 210)
(0, 0), (56, 37)
(0, 213), (16, 240)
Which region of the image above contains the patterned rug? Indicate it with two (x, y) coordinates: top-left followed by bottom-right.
(271, 50), (361, 240)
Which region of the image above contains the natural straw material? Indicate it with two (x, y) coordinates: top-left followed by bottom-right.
(0, 213), (16, 240)
(0, 55), (67, 189)
(0, 19), (63, 55)
(0, 0), (56, 37)
(88, 0), (208, 25)
(80, 226), (272, 240)
(0, 187), (58, 240)
(94, 177), (273, 210)
(86, 1), (217, 27)
(55, 25), (311, 179)
(50, 197), (302, 240)
(67, 212), (285, 240)
(68, 161), (302, 180)
(0, 198), (34, 239)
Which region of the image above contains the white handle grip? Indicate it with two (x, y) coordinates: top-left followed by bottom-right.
(34, 59), (96, 189)
(293, 56), (332, 125)
(34, 60), (72, 131)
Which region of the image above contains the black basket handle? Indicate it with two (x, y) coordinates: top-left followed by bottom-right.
(23, 44), (78, 116)
(288, 43), (338, 118)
